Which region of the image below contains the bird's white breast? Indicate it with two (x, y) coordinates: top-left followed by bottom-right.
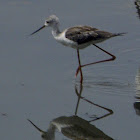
(51, 121), (72, 132)
(54, 30), (78, 48)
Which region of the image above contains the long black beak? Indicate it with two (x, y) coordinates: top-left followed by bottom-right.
(30, 25), (46, 35)
(27, 119), (45, 133)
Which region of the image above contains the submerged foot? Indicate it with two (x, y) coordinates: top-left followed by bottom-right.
(75, 66), (83, 84)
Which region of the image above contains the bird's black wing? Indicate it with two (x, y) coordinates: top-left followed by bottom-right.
(65, 26), (99, 44)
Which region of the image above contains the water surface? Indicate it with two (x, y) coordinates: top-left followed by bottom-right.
(0, 0), (140, 140)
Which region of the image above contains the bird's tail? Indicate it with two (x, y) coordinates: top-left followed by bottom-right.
(113, 32), (127, 37)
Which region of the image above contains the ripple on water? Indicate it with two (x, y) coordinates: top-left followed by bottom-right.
(76, 73), (134, 96)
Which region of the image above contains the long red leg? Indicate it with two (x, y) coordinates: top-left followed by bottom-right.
(76, 49), (83, 83)
(76, 44), (116, 77)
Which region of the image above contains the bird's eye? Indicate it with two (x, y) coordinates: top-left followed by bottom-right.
(46, 21), (50, 24)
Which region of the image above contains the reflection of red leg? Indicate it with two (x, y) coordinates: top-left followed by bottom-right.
(76, 44), (116, 77)
(76, 49), (83, 83)
(75, 84), (113, 121)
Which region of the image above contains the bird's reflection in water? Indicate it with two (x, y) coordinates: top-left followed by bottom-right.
(28, 84), (113, 140)
(74, 84), (113, 122)
(135, 0), (140, 19)
(134, 68), (140, 116)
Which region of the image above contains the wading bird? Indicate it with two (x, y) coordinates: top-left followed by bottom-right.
(31, 15), (125, 83)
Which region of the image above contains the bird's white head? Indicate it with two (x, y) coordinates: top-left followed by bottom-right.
(28, 119), (55, 140)
(45, 15), (59, 27)
(30, 15), (59, 35)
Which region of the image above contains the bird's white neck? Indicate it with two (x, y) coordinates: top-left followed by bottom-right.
(51, 24), (61, 37)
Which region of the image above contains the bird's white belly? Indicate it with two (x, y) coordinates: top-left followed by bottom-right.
(55, 36), (92, 49)
(51, 121), (72, 132)
(54, 31), (106, 49)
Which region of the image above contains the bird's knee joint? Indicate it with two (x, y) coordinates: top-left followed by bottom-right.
(112, 56), (116, 61)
